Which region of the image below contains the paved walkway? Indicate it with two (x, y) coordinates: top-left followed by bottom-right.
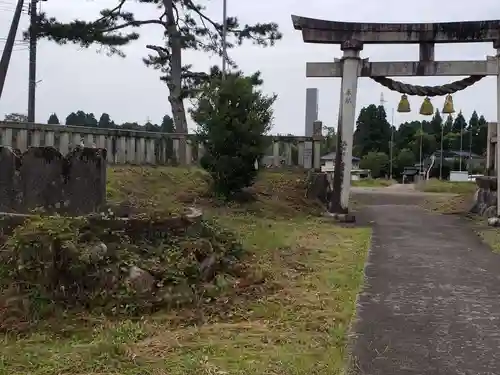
(350, 200), (500, 375)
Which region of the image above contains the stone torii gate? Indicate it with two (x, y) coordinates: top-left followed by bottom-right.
(293, 16), (500, 219)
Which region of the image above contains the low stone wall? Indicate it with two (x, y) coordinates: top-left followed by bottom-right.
(0, 146), (107, 215)
(470, 176), (497, 218)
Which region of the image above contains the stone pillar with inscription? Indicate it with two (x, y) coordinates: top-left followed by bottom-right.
(332, 40), (362, 216)
(496, 41), (500, 216)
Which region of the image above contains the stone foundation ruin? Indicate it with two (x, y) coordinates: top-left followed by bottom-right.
(0, 146), (107, 215)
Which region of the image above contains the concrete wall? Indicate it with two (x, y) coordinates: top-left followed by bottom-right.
(0, 122), (324, 168)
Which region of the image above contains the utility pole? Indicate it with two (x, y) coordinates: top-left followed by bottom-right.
(389, 107), (394, 180)
(468, 126), (473, 174)
(0, 0), (25, 100)
(419, 121), (423, 176)
(221, 0), (227, 79)
(439, 119), (444, 180)
(459, 122), (463, 171)
(27, 0), (39, 123)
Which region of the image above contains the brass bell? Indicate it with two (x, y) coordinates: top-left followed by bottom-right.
(442, 94), (455, 114)
(397, 94), (411, 113)
(419, 97), (434, 116)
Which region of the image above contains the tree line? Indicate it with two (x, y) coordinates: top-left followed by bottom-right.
(4, 111), (176, 133)
(323, 104), (489, 178)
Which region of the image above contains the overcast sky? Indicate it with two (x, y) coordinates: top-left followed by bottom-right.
(0, 0), (499, 134)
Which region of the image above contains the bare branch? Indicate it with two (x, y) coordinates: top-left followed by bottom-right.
(183, 0), (221, 34)
(103, 19), (166, 33)
(95, 0), (127, 24)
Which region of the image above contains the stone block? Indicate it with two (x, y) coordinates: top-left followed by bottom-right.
(20, 147), (65, 213)
(0, 147), (20, 212)
(64, 147), (107, 214)
(0, 146), (107, 215)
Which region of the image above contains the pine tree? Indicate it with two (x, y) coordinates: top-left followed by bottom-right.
(467, 111), (480, 156)
(160, 115), (175, 133)
(429, 109), (443, 142)
(452, 111), (467, 134)
(33, 1), (282, 156)
(353, 104), (391, 156)
(98, 113), (114, 129)
(65, 112), (78, 125)
(473, 115), (488, 156)
(47, 113), (60, 124)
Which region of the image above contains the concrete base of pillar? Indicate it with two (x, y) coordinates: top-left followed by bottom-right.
(322, 211), (356, 223)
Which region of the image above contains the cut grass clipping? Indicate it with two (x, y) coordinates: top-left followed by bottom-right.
(351, 178), (395, 188)
(417, 179), (476, 195)
(1, 216), (370, 375)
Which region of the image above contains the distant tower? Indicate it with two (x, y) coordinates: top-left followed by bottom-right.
(304, 88), (319, 136)
(303, 88), (319, 169)
(380, 92), (387, 108)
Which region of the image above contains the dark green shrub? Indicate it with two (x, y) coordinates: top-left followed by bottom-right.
(191, 72), (276, 198)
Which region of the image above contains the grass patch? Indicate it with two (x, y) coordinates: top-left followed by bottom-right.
(477, 228), (500, 254)
(1, 216), (370, 375)
(106, 166), (210, 213)
(463, 215), (500, 254)
(351, 178), (394, 188)
(1, 166), (371, 374)
(107, 167), (321, 218)
(417, 179), (476, 194)
(421, 194), (473, 214)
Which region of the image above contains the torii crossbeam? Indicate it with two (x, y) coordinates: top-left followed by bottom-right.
(293, 15), (500, 220)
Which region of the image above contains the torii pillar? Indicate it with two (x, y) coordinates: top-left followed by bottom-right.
(496, 41), (500, 217)
(334, 40), (362, 214)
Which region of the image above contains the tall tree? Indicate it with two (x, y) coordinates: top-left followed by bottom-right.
(322, 125), (336, 155)
(85, 113), (98, 127)
(452, 111), (467, 154)
(65, 112), (79, 125)
(47, 113), (60, 124)
(353, 104), (391, 156)
(160, 115), (175, 133)
(144, 121), (160, 132)
(452, 111), (467, 134)
(429, 109), (443, 142)
(34, 1), (281, 149)
(410, 129), (437, 159)
(467, 110), (480, 156)
(474, 115), (488, 156)
(98, 113), (114, 129)
(395, 121), (420, 152)
(443, 114), (454, 136)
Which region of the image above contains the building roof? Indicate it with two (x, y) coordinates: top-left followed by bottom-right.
(321, 152), (360, 162)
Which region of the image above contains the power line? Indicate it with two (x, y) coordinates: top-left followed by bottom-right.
(0, 0), (24, 100)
